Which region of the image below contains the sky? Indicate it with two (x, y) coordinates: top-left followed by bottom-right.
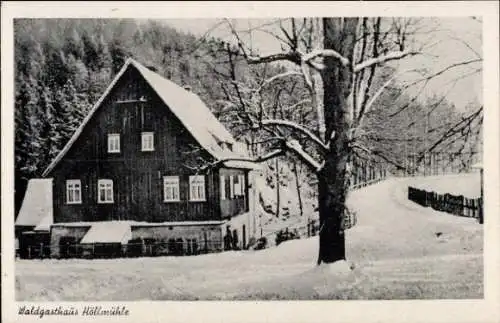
(162, 17), (482, 111)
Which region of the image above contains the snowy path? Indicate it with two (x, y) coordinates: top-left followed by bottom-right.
(346, 176), (482, 263)
(16, 175), (483, 300)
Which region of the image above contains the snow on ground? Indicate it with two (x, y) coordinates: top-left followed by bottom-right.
(15, 175), (483, 300)
(407, 172), (481, 198)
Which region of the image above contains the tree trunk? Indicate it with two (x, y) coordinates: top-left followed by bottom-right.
(317, 18), (358, 265)
(275, 158), (280, 218)
(293, 161), (304, 217)
(317, 152), (349, 264)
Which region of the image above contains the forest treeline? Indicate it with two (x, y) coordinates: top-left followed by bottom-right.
(14, 19), (479, 214)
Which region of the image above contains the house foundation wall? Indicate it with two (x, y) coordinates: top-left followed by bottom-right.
(50, 226), (91, 258)
(49, 223), (224, 258)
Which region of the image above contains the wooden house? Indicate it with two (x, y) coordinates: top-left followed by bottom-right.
(18, 58), (261, 258)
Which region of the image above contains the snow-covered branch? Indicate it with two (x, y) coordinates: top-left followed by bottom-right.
(288, 99), (312, 110)
(246, 51), (302, 65)
(356, 69), (421, 127)
(190, 148), (286, 173)
(354, 50), (421, 72)
(193, 139), (324, 174)
(302, 49), (350, 68)
(259, 119), (328, 151)
(285, 140), (324, 172)
(222, 148), (285, 164)
(300, 61), (313, 89)
(256, 70), (303, 93)
(225, 19), (349, 72)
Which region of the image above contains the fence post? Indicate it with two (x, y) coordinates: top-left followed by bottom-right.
(478, 198), (484, 224)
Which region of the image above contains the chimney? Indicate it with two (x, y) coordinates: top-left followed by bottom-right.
(146, 65), (158, 72)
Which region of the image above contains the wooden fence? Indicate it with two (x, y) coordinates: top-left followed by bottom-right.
(408, 186), (483, 223)
(18, 238), (225, 260)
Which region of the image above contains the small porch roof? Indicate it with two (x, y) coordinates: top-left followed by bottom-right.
(33, 214), (53, 232)
(80, 222), (132, 245)
(222, 160), (263, 171)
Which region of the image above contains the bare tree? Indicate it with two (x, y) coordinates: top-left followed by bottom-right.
(201, 17), (482, 264)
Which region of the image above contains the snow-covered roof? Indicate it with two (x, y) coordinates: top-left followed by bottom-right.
(223, 160), (263, 170)
(80, 222), (132, 245)
(42, 58), (257, 176)
(16, 179), (53, 227)
(34, 214), (53, 231)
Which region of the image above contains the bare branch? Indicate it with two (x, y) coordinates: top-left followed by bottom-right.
(279, 19), (297, 50)
(187, 20), (226, 55)
(355, 18), (381, 124)
(402, 58), (482, 88)
(259, 119), (328, 151)
(249, 137), (284, 146)
(253, 28), (294, 49)
(354, 50), (421, 72)
(353, 17), (369, 115)
(388, 79), (430, 117)
(420, 106), (483, 158)
(351, 143), (405, 170)
(224, 19), (304, 66)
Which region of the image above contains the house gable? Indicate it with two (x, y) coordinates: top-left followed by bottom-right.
(48, 63), (210, 174)
(43, 58), (250, 178)
(45, 62), (222, 223)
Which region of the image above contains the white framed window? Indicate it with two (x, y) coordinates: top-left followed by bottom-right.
(141, 132), (154, 151)
(239, 174), (245, 196)
(98, 179), (114, 203)
(233, 175), (241, 196)
(234, 174), (245, 196)
(229, 175), (234, 199)
(189, 175), (206, 202)
(220, 175), (226, 200)
(66, 179), (82, 204)
(108, 134), (120, 153)
(163, 176), (180, 202)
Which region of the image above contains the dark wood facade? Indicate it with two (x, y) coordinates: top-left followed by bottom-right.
(47, 65), (250, 224)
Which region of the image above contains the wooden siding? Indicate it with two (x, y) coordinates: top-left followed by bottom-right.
(49, 66), (223, 223)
